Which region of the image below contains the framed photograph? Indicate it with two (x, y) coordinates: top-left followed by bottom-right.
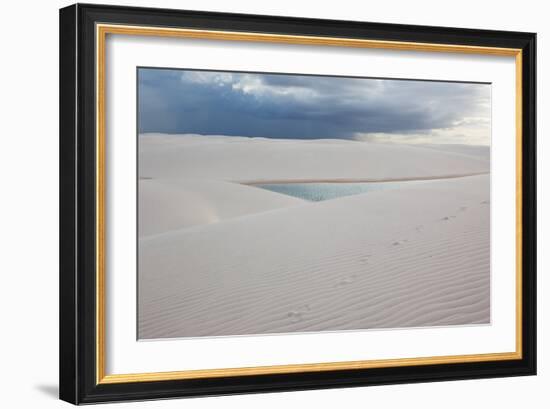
(59, 3), (536, 404)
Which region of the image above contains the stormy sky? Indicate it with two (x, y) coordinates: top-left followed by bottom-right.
(138, 68), (491, 145)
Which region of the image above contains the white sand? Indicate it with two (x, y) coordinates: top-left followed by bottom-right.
(139, 133), (489, 183)
(415, 143), (490, 161)
(139, 179), (304, 236)
(138, 134), (490, 339)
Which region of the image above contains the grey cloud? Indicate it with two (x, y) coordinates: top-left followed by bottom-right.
(138, 68), (490, 142)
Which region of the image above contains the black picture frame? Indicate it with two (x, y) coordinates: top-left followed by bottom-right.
(60, 3), (536, 404)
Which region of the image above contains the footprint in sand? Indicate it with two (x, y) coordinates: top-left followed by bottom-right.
(440, 216), (456, 221)
(415, 225), (424, 233)
(335, 274), (357, 287)
(287, 304), (310, 322)
(360, 255), (371, 263)
(480, 200), (490, 205)
(458, 206), (468, 212)
(287, 311), (303, 323)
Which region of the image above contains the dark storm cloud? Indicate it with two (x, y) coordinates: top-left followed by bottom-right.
(138, 68), (490, 141)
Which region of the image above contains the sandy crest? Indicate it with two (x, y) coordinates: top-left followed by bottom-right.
(139, 178), (305, 236)
(139, 133), (489, 183)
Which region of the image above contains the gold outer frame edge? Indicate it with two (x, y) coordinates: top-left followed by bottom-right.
(515, 51), (523, 358)
(101, 352), (519, 384)
(95, 23), (523, 385)
(96, 24), (106, 383)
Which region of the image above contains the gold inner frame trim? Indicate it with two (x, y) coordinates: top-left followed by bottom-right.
(95, 23), (523, 385)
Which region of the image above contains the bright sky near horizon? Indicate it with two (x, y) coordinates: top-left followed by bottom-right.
(138, 68), (491, 145)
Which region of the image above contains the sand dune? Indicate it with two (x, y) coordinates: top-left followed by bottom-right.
(139, 133), (489, 183)
(415, 143), (490, 161)
(139, 179), (305, 236)
(138, 174), (490, 339)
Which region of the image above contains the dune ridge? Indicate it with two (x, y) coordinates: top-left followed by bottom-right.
(139, 133), (489, 183)
(241, 171), (489, 185)
(139, 178), (305, 236)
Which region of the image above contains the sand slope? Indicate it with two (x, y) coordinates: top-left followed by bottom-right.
(415, 143), (490, 161)
(139, 179), (305, 236)
(139, 133), (489, 183)
(138, 174), (490, 339)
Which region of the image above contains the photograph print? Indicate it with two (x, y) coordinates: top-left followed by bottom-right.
(137, 67), (491, 340)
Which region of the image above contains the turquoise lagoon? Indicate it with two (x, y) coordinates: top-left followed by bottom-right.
(255, 180), (432, 202)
